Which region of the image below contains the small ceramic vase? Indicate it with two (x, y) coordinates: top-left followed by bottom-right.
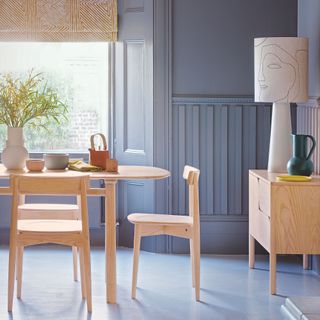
(1, 127), (28, 169)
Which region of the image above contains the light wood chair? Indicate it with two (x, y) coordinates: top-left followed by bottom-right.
(128, 165), (201, 300)
(8, 174), (92, 313)
(16, 202), (81, 292)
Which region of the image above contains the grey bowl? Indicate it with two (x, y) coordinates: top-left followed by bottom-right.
(44, 153), (69, 170)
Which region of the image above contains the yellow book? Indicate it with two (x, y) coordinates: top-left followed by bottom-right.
(276, 175), (312, 182)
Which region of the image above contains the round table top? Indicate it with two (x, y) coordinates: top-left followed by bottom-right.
(0, 164), (170, 181)
(91, 165), (170, 180)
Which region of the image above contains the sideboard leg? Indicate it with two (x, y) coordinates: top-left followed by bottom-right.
(249, 234), (255, 269)
(303, 254), (310, 270)
(270, 253), (277, 295)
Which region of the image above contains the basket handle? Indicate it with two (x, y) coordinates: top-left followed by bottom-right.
(90, 133), (107, 150)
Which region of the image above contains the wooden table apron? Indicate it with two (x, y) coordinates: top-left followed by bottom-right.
(0, 165), (170, 304)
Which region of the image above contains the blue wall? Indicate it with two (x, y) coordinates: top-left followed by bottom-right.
(165, 0), (298, 253)
(172, 0), (298, 96)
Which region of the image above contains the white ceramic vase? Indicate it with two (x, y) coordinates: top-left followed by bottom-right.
(1, 127), (28, 169)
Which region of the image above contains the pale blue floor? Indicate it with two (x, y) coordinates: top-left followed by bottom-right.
(0, 246), (319, 320)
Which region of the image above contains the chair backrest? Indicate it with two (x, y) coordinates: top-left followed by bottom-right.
(11, 174), (88, 196)
(183, 165), (200, 224)
(18, 203), (80, 220)
(10, 173), (90, 233)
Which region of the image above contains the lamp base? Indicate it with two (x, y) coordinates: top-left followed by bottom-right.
(267, 102), (292, 173)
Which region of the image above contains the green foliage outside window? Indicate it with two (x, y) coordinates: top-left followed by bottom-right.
(0, 71), (71, 151)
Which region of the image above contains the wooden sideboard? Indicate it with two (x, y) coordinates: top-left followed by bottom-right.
(249, 170), (320, 294)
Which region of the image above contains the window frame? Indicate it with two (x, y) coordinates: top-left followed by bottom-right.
(22, 42), (115, 226)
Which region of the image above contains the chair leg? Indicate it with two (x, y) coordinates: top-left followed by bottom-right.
(131, 225), (141, 299)
(79, 247), (86, 299)
(190, 239), (195, 288)
(16, 246), (24, 298)
(72, 246), (78, 281)
(83, 242), (92, 313)
(192, 232), (200, 301)
(15, 248), (19, 280)
(8, 238), (17, 311)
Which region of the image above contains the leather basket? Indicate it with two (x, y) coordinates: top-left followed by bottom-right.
(88, 133), (110, 170)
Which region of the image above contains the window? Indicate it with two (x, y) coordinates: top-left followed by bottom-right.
(0, 42), (109, 153)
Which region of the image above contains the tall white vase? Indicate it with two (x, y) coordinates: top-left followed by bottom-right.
(1, 127), (28, 169)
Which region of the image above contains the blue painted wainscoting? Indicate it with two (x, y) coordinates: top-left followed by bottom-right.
(170, 96), (272, 254)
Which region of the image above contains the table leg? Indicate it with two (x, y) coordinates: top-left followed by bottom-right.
(270, 253), (276, 295)
(249, 234), (255, 268)
(105, 180), (117, 304)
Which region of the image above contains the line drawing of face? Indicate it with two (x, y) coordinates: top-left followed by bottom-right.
(254, 38), (308, 103)
(258, 48), (296, 102)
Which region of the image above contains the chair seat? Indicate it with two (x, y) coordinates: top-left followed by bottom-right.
(18, 219), (82, 233)
(128, 213), (192, 226)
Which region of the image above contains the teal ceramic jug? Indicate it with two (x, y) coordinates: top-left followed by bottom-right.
(287, 134), (316, 176)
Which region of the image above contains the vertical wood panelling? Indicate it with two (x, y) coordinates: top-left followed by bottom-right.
(171, 98), (271, 217)
(178, 105), (186, 215)
(199, 107), (208, 214)
(213, 106), (223, 213)
(228, 105), (242, 214)
(220, 106), (228, 214)
(186, 106), (193, 169)
(192, 106), (200, 168)
(297, 100), (320, 174)
(185, 106), (194, 209)
(206, 106), (214, 215)
(172, 105), (179, 214)
(256, 105), (272, 169)
(212, 106), (229, 214)
(242, 106), (257, 215)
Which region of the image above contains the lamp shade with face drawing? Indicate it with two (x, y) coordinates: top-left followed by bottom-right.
(254, 37), (308, 103)
(254, 37), (309, 173)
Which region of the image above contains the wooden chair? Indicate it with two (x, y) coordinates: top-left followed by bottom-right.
(8, 173), (92, 312)
(128, 165), (200, 300)
(16, 203), (81, 290)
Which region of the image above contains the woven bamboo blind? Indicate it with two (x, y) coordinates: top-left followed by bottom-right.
(0, 0), (117, 41)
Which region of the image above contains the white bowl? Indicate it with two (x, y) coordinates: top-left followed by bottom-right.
(44, 153), (69, 170)
(26, 159), (45, 172)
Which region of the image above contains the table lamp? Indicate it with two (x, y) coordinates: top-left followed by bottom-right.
(254, 37), (308, 172)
